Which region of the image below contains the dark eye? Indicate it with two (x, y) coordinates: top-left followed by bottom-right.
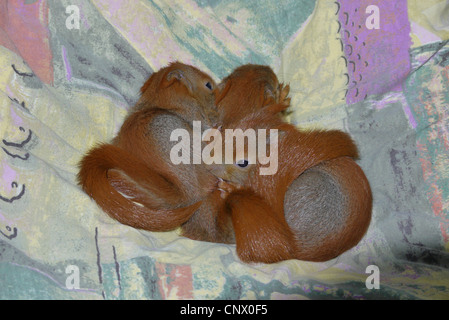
(236, 159), (249, 168)
(205, 82), (213, 90)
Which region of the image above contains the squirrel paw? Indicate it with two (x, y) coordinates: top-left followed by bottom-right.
(217, 178), (241, 199)
(278, 83), (291, 108)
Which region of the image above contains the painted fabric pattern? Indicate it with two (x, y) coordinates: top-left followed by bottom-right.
(0, 0), (449, 299)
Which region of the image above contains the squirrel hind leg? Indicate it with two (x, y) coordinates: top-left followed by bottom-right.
(285, 163), (346, 243)
(284, 157), (372, 261)
(284, 161), (347, 261)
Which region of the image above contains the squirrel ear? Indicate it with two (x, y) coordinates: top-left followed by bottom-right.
(163, 69), (193, 92)
(264, 83), (276, 101)
(166, 69), (183, 82)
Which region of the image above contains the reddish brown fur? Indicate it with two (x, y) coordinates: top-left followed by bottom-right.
(78, 62), (372, 263)
(78, 143), (201, 231)
(181, 63), (372, 264)
(225, 189), (296, 262)
(287, 156), (373, 262)
(215, 64), (291, 125)
(77, 62), (219, 231)
(180, 64), (291, 243)
(223, 108), (371, 262)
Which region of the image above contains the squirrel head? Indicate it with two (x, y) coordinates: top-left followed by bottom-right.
(215, 64), (282, 125)
(205, 107), (287, 186)
(138, 61), (219, 126)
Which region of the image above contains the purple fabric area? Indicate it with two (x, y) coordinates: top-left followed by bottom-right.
(338, 0), (412, 104)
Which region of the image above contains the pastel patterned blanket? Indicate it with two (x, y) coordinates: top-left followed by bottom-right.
(1, 0), (448, 299)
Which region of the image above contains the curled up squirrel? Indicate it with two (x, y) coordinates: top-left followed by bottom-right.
(189, 64), (372, 263)
(77, 62), (372, 264)
(77, 62), (221, 231)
